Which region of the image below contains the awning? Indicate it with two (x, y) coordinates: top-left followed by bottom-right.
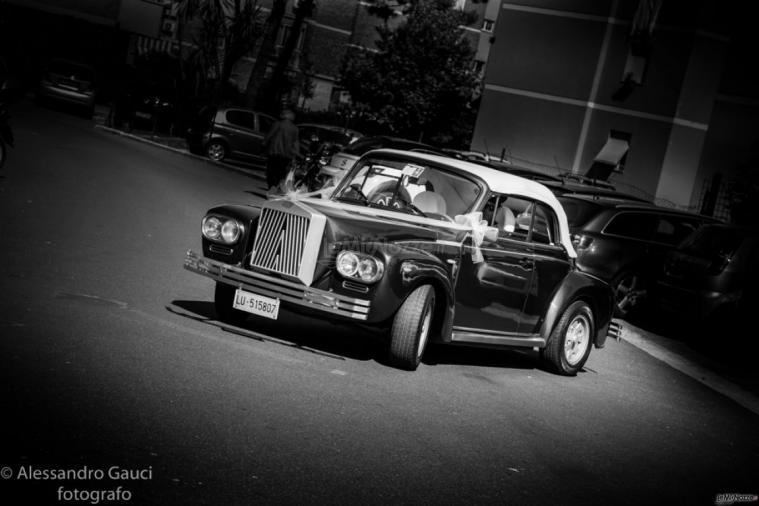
(136, 35), (179, 57)
(585, 136), (630, 181)
(595, 137), (629, 166)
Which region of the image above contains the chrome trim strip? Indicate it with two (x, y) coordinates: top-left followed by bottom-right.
(184, 250), (370, 320)
(451, 328), (545, 348)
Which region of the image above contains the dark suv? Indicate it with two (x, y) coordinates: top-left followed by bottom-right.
(654, 224), (758, 336)
(558, 195), (719, 317)
(187, 106), (275, 163)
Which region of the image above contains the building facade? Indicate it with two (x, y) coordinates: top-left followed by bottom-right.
(471, 0), (756, 214)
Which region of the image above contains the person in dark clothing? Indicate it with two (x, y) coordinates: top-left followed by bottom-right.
(262, 108), (300, 190)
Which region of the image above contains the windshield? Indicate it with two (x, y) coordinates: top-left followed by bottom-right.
(333, 156), (482, 221)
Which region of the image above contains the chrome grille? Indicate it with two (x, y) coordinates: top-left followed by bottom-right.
(250, 208), (310, 277)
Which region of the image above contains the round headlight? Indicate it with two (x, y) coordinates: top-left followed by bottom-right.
(202, 216), (222, 240)
(357, 257), (380, 282)
(336, 251), (359, 277)
(221, 219), (241, 244)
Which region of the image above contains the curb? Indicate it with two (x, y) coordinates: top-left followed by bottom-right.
(93, 124), (266, 181)
(618, 321), (759, 417)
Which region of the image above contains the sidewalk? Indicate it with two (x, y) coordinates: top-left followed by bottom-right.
(619, 320), (759, 416)
(92, 108), (759, 416)
(92, 104), (267, 184)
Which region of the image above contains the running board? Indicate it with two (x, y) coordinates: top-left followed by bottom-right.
(451, 329), (545, 348)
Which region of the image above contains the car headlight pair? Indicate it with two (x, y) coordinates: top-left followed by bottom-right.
(336, 251), (384, 283)
(202, 216), (243, 244)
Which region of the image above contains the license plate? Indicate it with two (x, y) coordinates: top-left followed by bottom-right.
(233, 289), (280, 320)
(135, 111), (152, 119)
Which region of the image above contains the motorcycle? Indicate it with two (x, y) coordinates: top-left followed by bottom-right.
(290, 139), (337, 194)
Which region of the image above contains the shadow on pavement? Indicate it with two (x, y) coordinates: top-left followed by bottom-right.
(169, 299), (383, 363)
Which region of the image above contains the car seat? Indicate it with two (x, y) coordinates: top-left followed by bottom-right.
(412, 191), (447, 217)
(495, 204), (516, 233)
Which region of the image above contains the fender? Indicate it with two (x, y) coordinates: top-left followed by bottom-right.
(201, 204), (262, 264)
(539, 270), (614, 348)
(353, 241), (458, 334)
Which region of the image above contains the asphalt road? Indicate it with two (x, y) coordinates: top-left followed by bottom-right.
(1, 102), (757, 506)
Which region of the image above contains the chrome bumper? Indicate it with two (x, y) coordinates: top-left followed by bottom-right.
(184, 250), (371, 321)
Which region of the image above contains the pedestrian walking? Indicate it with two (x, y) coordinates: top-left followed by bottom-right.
(262, 108), (300, 191)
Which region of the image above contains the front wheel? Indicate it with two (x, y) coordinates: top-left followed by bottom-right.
(388, 285), (435, 371)
(541, 300), (594, 376)
(206, 141), (227, 162)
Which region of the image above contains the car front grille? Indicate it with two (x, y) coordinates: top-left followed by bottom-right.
(250, 207), (310, 277)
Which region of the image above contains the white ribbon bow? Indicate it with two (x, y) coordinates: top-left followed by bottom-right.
(454, 211), (491, 263)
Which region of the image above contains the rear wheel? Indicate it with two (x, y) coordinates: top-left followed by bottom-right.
(388, 285), (435, 371)
(206, 141), (227, 162)
(542, 300), (594, 376)
(214, 282), (247, 325)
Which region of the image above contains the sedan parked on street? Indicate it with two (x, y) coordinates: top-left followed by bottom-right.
(187, 106), (275, 163)
(653, 224), (758, 338)
(185, 149), (617, 374)
(559, 195), (719, 318)
(36, 58), (96, 118)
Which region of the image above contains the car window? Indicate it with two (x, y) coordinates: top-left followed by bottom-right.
(484, 195), (554, 244)
(653, 216), (700, 245)
(603, 212), (657, 241)
(530, 204), (558, 245)
(225, 110), (256, 130)
(680, 225), (745, 258)
(49, 60), (94, 81)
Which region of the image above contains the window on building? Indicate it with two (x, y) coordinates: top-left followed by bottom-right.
(481, 19), (494, 32)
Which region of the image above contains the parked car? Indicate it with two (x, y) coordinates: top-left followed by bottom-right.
(186, 106), (275, 163)
(320, 135), (446, 182)
(184, 149), (617, 374)
(653, 224), (758, 339)
(112, 81), (177, 133)
(558, 195), (720, 318)
(542, 180), (651, 202)
(297, 123), (362, 151)
(36, 58), (96, 117)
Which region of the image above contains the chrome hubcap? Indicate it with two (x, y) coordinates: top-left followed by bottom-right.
(564, 314), (590, 366)
(207, 144), (224, 161)
(615, 275), (645, 314)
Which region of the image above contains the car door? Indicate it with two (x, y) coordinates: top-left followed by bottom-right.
(517, 202), (572, 334)
(452, 195), (535, 336)
(219, 110), (259, 159)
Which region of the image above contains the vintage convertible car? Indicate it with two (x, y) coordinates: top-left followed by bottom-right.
(184, 150), (618, 374)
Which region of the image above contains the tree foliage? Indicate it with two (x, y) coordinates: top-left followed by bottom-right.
(340, 0), (480, 145)
(179, 0), (263, 103)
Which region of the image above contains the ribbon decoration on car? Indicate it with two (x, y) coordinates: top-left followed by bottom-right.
(454, 211), (490, 264)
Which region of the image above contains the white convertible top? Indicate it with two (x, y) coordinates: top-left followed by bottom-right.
(366, 149), (577, 257)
